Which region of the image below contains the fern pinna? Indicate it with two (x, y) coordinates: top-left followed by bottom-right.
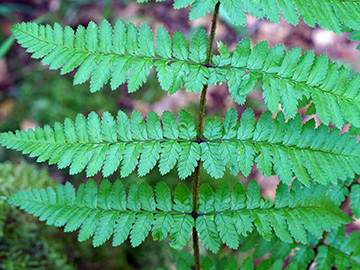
(2, 109), (360, 184)
(11, 21), (360, 128)
(2, 0), (360, 269)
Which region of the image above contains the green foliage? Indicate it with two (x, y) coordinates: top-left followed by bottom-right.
(12, 21), (360, 128)
(2, 108), (359, 185)
(240, 225), (360, 269)
(240, 235), (310, 269)
(315, 226), (360, 270)
(8, 180), (350, 252)
(4, 0), (360, 269)
(169, 249), (244, 270)
(11, 21), (210, 94)
(204, 108), (360, 185)
(0, 110), (200, 179)
(8, 180), (193, 248)
(227, 39), (360, 128)
(196, 180), (350, 252)
(138, 0), (360, 34)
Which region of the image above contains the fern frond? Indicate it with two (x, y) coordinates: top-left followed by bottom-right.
(0, 110), (201, 179)
(315, 226), (360, 270)
(201, 108), (360, 185)
(224, 39), (360, 128)
(138, 0), (360, 34)
(9, 180), (350, 251)
(9, 180), (194, 248)
(12, 21), (210, 94)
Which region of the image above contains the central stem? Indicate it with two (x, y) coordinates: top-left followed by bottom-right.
(192, 2), (220, 270)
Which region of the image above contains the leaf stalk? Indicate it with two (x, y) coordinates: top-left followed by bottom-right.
(192, 2), (221, 270)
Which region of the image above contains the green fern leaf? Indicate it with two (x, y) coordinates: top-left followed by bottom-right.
(178, 142), (201, 179)
(155, 182), (172, 212)
(185, 65), (210, 93)
(130, 211), (154, 247)
(13, 22), (360, 127)
(220, 0), (246, 26)
(9, 180), (352, 253)
(3, 108), (360, 183)
(241, 257), (255, 270)
(267, 211), (293, 243)
(196, 214), (221, 253)
(215, 212), (238, 249)
(197, 184), (222, 252)
(315, 246), (333, 270)
(202, 118), (225, 178)
(253, 237), (276, 258)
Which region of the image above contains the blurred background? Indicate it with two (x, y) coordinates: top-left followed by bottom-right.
(0, 0), (359, 269)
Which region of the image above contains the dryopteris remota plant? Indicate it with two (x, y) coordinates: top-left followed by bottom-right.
(2, 0), (360, 269)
